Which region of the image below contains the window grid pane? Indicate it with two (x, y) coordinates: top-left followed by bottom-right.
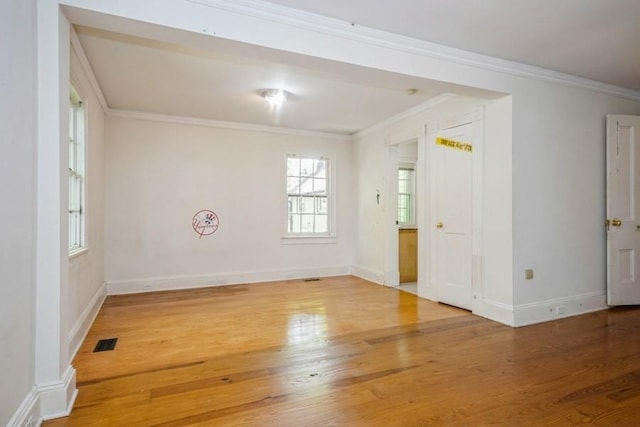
(68, 92), (85, 252)
(286, 155), (329, 234)
(398, 168), (414, 226)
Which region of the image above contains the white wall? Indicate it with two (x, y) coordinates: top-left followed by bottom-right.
(59, 0), (639, 326)
(511, 83), (639, 324)
(354, 83), (638, 326)
(397, 141), (417, 162)
(352, 129), (388, 283)
(67, 41), (106, 356)
(104, 116), (355, 293)
(482, 96), (513, 314)
(9, 0), (635, 423)
(0, 0), (38, 424)
(352, 96), (513, 312)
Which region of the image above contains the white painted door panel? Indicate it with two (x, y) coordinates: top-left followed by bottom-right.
(607, 115), (640, 305)
(431, 124), (472, 310)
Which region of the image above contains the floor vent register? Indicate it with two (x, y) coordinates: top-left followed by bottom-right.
(93, 338), (118, 352)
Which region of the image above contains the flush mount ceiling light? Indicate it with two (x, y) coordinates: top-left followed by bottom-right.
(260, 89), (291, 107)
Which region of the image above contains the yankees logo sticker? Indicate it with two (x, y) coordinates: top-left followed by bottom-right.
(192, 210), (220, 238)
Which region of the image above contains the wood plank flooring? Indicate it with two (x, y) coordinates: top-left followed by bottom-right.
(45, 276), (640, 426)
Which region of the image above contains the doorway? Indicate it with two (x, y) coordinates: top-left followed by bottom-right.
(397, 141), (419, 294)
(385, 134), (422, 292)
(386, 107), (484, 313)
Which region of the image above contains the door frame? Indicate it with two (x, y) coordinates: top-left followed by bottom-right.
(384, 129), (423, 287)
(385, 107), (485, 315)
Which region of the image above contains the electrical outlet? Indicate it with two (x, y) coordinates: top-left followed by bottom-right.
(524, 269), (534, 280)
(556, 306), (566, 315)
(143, 282), (152, 290)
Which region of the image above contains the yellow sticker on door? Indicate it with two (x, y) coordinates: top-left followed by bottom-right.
(436, 136), (472, 152)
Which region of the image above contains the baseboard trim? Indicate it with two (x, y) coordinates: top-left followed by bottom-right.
(68, 282), (107, 359)
(350, 265), (385, 286)
(106, 265), (351, 295)
(480, 298), (515, 326)
(513, 291), (607, 327)
(6, 387), (41, 427)
(38, 365), (77, 421)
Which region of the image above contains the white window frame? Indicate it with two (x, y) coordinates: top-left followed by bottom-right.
(282, 153), (337, 244)
(69, 85), (86, 256)
(398, 164), (416, 227)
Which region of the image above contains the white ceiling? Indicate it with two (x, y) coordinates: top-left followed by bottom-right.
(267, 0), (640, 91)
(76, 25), (499, 135)
(74, 0), (640, 135)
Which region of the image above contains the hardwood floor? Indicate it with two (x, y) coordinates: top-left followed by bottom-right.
(45, 276), (640, 426)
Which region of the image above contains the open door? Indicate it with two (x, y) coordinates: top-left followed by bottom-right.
(607, 115), (640, 305)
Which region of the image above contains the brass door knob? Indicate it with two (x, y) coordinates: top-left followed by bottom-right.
(436, 222), (444, 229)
(611, 219), (622, 227)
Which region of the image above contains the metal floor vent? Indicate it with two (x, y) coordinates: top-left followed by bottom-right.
(303, 278), (321, 282)
(94, 338), (118, 352)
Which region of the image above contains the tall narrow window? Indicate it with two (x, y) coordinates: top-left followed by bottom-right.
(286, 155), (329, 235)
(69, 85), (85, 253)
(398, 167), (415, 226)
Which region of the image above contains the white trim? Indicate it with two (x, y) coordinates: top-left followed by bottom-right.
(481, 298), (515, 326)
(384, 141), (400, 288)
(70, 28), (108, 113)
(6, 387), (41, 427)
(35, 0), (72, 408)
(383, 133), (421, 289)
(415, 132), (431, 301)
(67, 282), (107, 359)
(106, 265), (351, 295)
(66, 92), (87, 255)
(281, 236), (337, 245)
(351, 265), (385, 286)
(107, 108), (352, 141)
(355, 94), (457, 139)
(438, 111), (473, 131)
(470, 107), (485, 317)
(283, 152), (338, 239)
(513, 292), (607, 327)
(37, 365), (77, 421)
(187, 0), (640, 101)
(68, 246), (88, 260)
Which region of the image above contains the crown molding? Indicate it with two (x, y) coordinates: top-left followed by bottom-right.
(69, 27), (109, 113)
(107, 108), (353, 141)
(188, 0), (640, 101)
(354, 93), (457, 139)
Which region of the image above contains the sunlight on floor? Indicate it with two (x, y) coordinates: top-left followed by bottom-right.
(398, 282), (417, 295)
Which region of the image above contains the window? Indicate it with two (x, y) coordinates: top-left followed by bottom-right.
(69, 85), (85, 254)
(286, 155), (329, 235)
(398, 167), (415, 226)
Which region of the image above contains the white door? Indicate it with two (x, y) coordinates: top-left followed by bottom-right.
(431, 124), (473, 309)
(607, 115), (640, 305)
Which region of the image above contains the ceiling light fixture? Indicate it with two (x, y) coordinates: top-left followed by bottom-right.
(261, 89), (291, 107)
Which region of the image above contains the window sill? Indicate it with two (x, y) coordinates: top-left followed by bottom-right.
(281, 235), (337, 245)
(69, 247), (88, 260)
